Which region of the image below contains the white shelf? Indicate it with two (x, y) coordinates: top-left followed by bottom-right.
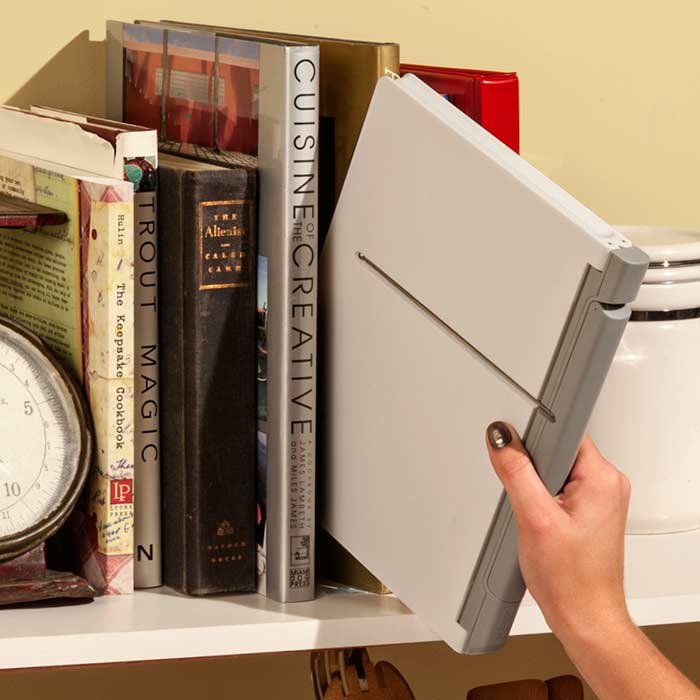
(2, 582), (700, 670)
(0, 587), (433, 670)
(1, 529), (699, 670)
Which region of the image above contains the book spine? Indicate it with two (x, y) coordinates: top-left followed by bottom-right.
(82, 190), (135, 594)
(133, 189), (162, 588)
(159, 164), (257, 595)
(258, 45), (319, 602)
(479, 77), (520, 154)
(157, 166), (187, 592)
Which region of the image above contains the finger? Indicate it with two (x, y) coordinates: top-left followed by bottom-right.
(567, 434), (608, 482)
(578, 434), (605, 466)
(560, 435), (629, 514)
(486, 421), (559, 525)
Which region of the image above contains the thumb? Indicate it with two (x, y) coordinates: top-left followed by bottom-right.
(486, 421), (558, 527)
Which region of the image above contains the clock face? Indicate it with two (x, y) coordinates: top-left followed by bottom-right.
(0, 320), (90, 560)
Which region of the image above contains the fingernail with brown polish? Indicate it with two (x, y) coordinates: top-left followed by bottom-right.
(487, 421), (512, 449)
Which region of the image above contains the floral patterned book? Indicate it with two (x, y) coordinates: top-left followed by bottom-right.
(76, 179), (135, 594)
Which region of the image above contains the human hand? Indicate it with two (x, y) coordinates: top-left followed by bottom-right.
(485, 422), (632, 645)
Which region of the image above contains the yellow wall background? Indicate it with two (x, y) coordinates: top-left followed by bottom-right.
(1, 2), (699, 698)
(2, 0), (699, 229)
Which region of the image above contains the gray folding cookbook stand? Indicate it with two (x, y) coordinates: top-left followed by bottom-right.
(320, 74), (648, 653)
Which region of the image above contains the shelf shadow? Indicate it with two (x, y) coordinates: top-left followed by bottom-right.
(7, 31), (106, 116)
(149, 583), (412, 622)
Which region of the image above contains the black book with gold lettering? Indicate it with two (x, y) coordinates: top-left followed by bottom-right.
(158, 151), (257, 594)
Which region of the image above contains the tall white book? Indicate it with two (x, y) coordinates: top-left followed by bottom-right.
(321, 74), (648, 652)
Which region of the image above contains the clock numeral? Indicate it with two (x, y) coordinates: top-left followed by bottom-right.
(35, 483), (41, 490)
(0, 511), (9, 520)
(3, 482), (20, 498)
(23, 400), (33, 416)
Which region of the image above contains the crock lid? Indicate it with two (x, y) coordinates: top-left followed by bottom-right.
(617, 227), (700, 312)
(616, 226), (700, 265)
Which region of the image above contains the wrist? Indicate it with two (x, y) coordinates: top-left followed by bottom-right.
(539, 589), (634, 648)
(553, 603), (637, 656)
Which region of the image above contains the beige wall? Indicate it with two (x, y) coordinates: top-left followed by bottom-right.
(2, 0), (699, 230)
(1, 2), (698, 697)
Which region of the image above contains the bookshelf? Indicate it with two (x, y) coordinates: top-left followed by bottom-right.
(1, 15), (699, 691)
(3, 586), (700, 670)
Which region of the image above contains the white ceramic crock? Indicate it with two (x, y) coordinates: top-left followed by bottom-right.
(588, 226), (700, 534)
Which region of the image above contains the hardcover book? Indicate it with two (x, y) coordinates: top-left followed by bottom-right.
(400, 64), (520, 153)
(107, 20), (320, 602)
(157, 152), (257, 595)
(0, 106), (162, 589)
(0, 148), (135, 594)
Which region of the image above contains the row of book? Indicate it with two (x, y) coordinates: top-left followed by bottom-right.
(0, 19), (519, 600)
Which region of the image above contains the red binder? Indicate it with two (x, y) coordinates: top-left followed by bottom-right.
(400, 64), (519, 153)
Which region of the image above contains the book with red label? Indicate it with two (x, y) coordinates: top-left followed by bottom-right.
(25, 106), (161, 587)
(400, 64), (519, 153)
(0, 105), (162, 590)
(0, 148), (135, 594)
